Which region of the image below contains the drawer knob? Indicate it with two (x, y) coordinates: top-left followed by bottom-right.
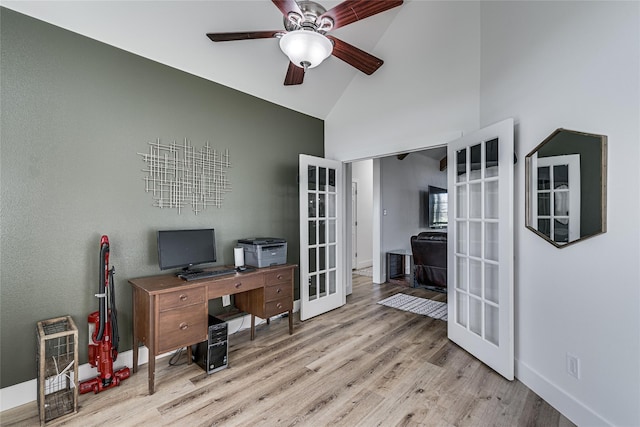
(276, 303), (283, 309)
(179, 294), (188, 302)
(276, 288), (282, 294)
(179, 322), (188, 330)
(235, 282), (242, 289)
(277, 274), (283, 280)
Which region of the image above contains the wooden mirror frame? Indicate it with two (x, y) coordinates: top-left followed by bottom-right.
(525, 128), (607, 248)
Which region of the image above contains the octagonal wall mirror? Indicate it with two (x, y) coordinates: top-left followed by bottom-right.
(525, 128), (607, 248)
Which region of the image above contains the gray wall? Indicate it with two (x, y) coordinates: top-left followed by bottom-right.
(381, 152), (447, 252)
(0, 8), (323, 388)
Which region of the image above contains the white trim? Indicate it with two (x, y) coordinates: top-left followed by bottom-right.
(516, 359), (613, 427)
(0, 347), (146, 412)
(372, 158), (384, 284)
(0, 304), (301, 412)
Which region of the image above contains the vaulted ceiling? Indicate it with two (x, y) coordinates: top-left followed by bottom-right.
(2, 1), (404, 119)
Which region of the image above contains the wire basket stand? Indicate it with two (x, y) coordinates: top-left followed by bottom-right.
(36, 316), (78, 425)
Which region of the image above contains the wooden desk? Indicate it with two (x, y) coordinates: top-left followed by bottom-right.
(129, 264), (296, 394)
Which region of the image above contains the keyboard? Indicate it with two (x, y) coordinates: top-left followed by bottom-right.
(179, 269), (236, 281)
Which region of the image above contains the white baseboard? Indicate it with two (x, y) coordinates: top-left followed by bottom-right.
(0, 306), (300, 413)
(0, 347), (146, 413)
(356, 260), (373, 270)
(515, 359), (612, 427)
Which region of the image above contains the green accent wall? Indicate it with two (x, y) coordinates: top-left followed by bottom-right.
(0, 8), (323, 388)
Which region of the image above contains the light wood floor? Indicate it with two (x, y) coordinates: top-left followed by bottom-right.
(2, 274), (574, 427)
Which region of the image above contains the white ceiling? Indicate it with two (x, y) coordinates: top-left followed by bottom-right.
(2, 0), (405, 119)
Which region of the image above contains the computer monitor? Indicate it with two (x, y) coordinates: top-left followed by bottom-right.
(157, 228), (216, 273)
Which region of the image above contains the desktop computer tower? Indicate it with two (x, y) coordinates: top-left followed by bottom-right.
(191, 315), (228, 374)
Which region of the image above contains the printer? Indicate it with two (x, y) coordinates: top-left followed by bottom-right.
(237, 237), (287, 268)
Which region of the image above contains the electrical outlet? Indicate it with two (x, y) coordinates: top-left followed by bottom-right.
(566, 353), (581, 379)
(222, 295), (230, 307)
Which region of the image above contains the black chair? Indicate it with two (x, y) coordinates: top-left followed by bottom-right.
(410, 232), (447, 291)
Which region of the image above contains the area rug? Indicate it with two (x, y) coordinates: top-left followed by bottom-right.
(377, 293), (448, 321)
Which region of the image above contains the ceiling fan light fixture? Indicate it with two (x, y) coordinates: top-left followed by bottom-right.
(279, 30), (333, 70)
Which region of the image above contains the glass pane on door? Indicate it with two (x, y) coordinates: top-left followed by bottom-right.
(485, 181), (499, 219)
(470, 144), (482, 181)
(309, 248), (316, 273)
(329, 270), (336, 294)
(469, 297), (482, 336)
(470, 183), (482, 218)
(319, 273), (326, 297)
(328, 220), (336, 243)
(309, 276), (317, 300)
(485, 263), (499, 304)
(485, 139), (499, 178)
(469, 260), (482, 297)
(319, 167), (326, 191)
(308, 194), (316, 218)
(457, 185), (468, 218)
(308, 166), (316, 190)
(485, 304), (499, 345)
(319, 220), (326, 244)
(456, 292), (468, 327)
(457, 149), (467, 182)
(469, 222), (482, 257)
(456, 256), (468, 291)
(329, 245), (336, 269)
(308, 221), (316, 245)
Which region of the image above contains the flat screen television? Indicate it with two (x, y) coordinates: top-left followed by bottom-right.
(157, 228), (216, 273)
(428, 186), (448, 229)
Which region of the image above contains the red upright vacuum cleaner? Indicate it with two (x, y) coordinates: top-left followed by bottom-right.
(79, 235), (130, 394)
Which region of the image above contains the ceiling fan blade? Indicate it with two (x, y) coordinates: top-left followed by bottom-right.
(272, 0), (304, 19)
(284, 62), (305, 85)
(327, 36), (383, 75)
(207, 31), (282, 42)
(320, 0), (403, 30)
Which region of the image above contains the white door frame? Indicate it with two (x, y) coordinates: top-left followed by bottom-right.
(351, 181), (358, 269)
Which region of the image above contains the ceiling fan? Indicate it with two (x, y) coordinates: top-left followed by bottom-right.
(207, 0), (403, 85)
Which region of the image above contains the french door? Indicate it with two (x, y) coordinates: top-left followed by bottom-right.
(299, 154), (345, 321)
(447, 119), (515, 380)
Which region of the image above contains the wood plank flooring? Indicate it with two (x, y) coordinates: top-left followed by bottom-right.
(1, 274), (574, 427)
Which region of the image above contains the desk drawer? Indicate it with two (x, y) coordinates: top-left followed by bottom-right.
(265, 283), (292, 302)
(264, 298), (292, 317)
(265, 269), (293, 284)
(157, 307), (206, 354)
(207, 274), (263, 298)
(158, 288), (205, 312)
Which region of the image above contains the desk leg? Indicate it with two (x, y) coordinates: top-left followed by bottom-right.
(148, 354), (155, 395)
(148, 296), (156, 395)
(250, 314), (255, 340)
(187, 345), (192, 365)
(132, 290), (139, 374)
(132, 345), (138, 374)
(288, 310), (293, 335)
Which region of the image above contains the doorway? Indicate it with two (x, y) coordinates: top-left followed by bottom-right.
(350, 147), (447, 284)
